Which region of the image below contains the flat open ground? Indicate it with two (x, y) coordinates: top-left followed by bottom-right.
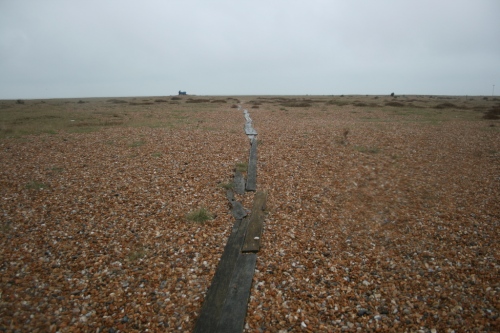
(1, 95), (499, 332)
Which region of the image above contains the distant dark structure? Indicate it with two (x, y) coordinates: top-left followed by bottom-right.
(178, 90), (187, 95)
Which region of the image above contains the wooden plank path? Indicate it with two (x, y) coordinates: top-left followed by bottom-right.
(242, 191), (267, 253)
(245, 138), (258, 192)
(193, 107), (265, 333)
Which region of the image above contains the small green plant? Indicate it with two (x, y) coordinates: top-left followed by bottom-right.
(218, 182), (234, 190)
(129, 140), (145, 147)
(0, 221), (12, 233)
(152, 152), (162, 158)
(235, 162), (248, 172)
(127, 246), (146, 261)
(340, 128), (350, 145)
(186, 207), (213, 224)
(25, 180), (48, 190)
(354, 145), (380, 154)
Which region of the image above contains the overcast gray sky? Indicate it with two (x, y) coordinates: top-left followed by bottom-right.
(1, 0), (499, 99)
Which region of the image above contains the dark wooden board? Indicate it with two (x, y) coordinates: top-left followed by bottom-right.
(245, 138), (258, 192)
(230, 200), (247, 220)
(193, 217), (250, 333)
(241, 191), (267, 253)
(216, 253), (257, 333)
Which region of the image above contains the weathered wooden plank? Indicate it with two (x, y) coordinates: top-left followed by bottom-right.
(233, 170), (246, 195)
(244, 122), (258, 136)
(245, 138), (258, 192)
(226, 189), (235, 202)
(230, 200), (247, 220)
(227, 188), (247, 220)
(216, 253), (257, 333)
(193, 217), (251, 333)
(243, 110), (258, 137)
(241, 191), (267, 253)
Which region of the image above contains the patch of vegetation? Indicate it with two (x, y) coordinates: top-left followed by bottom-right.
(281, 101), (312, 108)
(127, 246), (146, 261)
(251, 105), (259, 109)
(326, 100), (349, 106)
(186, 99), (211, 103)
(385, 101), (405, 107)
(433, 102), (458, 109)
(129, 102), (154, 106)
(186, 207), (213, 224)
(354, 145), (380, 154)
(129, 140), (146, 147)
(353, 102), (368, 107)
(171, 96), (182, 101)
(107, 99), (128, 104)
(25, 180), (48, 190)
(68, 125), (99, 133)
(155, 99), (168, 103)
(231, 104), (238, 108)
(210, 99), (227, 103)
(49, 166), (64, 173)
(151, 152), (162, 157)
(218, 182), (234, 190)
(0, 221), (12, 233)
(483, 104), (500, 120)
(339, 128), (350, 145)
(235, 162), (248, 172)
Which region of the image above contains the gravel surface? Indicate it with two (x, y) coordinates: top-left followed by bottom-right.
(1, 96), (499, 332)
(247, 97), (500, 332)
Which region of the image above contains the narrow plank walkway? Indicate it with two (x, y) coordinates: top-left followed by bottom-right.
(193, 107), (266, 333)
